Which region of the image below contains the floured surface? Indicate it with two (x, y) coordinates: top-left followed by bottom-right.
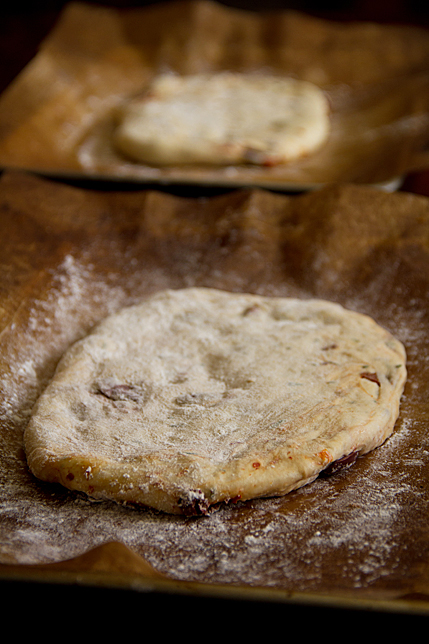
(1, 173), (429, 602)
(24, 288), (406, 515)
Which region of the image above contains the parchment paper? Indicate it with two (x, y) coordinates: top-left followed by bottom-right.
(1, 170), (429, 612)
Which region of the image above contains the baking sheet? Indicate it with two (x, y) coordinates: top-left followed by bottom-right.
(0, 0), (429, 189)
(1, 170), (429, 614)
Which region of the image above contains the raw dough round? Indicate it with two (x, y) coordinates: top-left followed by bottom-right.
(25, 288), (406, 515)
(114, 73), (331, 166)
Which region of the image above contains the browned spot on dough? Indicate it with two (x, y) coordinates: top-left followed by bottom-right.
(360, 372), (380, 385)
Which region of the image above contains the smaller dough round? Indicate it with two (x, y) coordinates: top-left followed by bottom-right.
(24, 288), (406, 515)
(114, 73), (331, 166)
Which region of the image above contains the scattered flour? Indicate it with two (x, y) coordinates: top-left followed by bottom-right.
(1, 261), (428, 597)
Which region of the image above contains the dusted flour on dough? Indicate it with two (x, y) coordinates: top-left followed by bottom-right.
(114, 73), (330, 166)
(24, 288), (406, 515)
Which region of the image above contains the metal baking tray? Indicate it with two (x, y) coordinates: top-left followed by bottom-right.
(1, 170), (429, 618)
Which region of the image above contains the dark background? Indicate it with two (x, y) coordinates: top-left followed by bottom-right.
(1, 0), (429, 95)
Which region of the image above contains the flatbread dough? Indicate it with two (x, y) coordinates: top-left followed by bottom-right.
(24, 288), (406, 515)
(113, 73), (331, 166)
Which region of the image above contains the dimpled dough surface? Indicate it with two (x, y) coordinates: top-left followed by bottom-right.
(24, 288), (406, 515)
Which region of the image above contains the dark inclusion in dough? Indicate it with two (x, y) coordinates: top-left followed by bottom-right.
(95, 381), (149, 404)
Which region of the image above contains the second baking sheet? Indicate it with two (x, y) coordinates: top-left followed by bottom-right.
(1, 0), (429, 188)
